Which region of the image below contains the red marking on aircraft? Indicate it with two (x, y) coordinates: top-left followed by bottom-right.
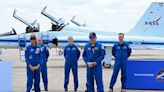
(152, 17), (161, 24)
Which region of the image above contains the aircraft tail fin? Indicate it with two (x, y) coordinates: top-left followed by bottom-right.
(127, 2), (164, 37)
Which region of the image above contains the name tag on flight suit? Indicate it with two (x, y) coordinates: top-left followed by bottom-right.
(35, 48), (40, 54)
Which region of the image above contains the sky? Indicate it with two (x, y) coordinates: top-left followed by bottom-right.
(0, 0), (163, 34)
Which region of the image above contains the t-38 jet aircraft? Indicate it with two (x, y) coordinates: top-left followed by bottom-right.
(0, 2), (164, 68)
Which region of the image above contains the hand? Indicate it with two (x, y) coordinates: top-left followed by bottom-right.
(31, 67), (36, 71)
(87, 62), (94, 68)
(93, 62), (97, 67)
(34, 66), (38, 70)
(29, 64), (35, 72)
(34, 64), (40, 70)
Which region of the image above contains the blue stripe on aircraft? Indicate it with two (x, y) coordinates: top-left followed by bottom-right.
(0, 40), (18, 42)
(0, 39), (164, 45)
(141, 42), (164, 45)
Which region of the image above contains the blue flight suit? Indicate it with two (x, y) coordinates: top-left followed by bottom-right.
(64, 44), (80, 90)
(25, 44), (43, 92)
(40, 45), (49, 90)
(83, 41), (106, 92)
(109, 42), (132, 89)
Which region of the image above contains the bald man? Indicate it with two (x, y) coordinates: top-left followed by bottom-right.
(64, 36), (80, 91)
(37, 37), (49, 91)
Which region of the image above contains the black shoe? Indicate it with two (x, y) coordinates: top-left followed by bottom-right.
(109, 88), (113, 92)
(65, 89), (68, 91)
(32, 88), (35, 91)
(85, 89), (88, 92)
(45, 89), (48, 91)
(74, 89), (77, 91)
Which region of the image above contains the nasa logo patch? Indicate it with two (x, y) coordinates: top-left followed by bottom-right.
(123, 46), (127, 50)
(67, 48), (70, 50)
(30, 49), (34, 52)
(72, 48), (76, 51)
(88, 48), (91, 50)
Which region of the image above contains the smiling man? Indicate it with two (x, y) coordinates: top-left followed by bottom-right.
(83, 32), (106, 92)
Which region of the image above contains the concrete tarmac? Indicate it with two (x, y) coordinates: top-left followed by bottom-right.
(0, 49), (164, 92)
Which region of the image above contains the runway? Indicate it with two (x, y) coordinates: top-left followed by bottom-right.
(0, 49), (164, 92)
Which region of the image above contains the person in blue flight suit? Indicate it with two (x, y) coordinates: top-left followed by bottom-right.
(25, 34), (42, 92)
(109, 33), (132, 92)
(83, 32), (106, 92)
(37, 37), (49, 91)
(64, 36), (80, 92)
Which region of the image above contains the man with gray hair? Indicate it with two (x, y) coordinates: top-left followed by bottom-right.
(64, 36), (80, 91)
